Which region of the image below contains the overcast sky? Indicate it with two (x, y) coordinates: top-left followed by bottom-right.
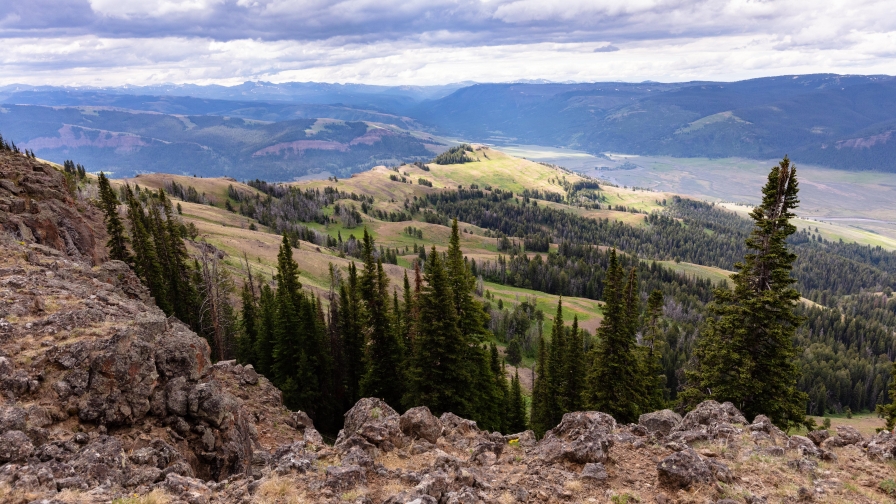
(1, 0), (894, 86)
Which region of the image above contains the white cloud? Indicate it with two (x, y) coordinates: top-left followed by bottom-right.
(1, 0), (894, 85)
(88, 0), (225, 18)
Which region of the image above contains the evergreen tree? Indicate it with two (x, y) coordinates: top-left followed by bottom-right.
(254, 283), (277, 377)
(682, 157), (808, 429)
(530, 335), (551, 437)
(97, 172), (132, 264)
(583, 249), (643, 423)
(640, 290), (667, 409)
(359, 229), (405, 408)
(875, 361), (896, 431)
(563, 315), (585, 413)
(160, 189), (198, 327)
(238, 281), (258, 365)
(507, 370), (528, 433)
(405, 247), (468, 415)
(446, 218), (488, 342)
(340, 262), (364, 406)
(124, 185), (167, 307)
(546, 299), (566, 427)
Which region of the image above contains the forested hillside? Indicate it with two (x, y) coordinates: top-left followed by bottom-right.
(60, 143), (894, 436)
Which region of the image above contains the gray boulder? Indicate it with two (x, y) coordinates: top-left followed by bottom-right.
(866, 431), (896, 462)
(820, 425), (864, 449)
(337, 398), (404, 452)
(677, 400), (747, 431)
(0, 430), (34, 463)
(326, 465), (366, 491)
(639, 409), (682, 437)
(535, 411), (616, 464)
(806, 429), (830, 446)
(656, 449), (713, 489)
(400, 406), (443, 443)
(581, 462), (608, 484)
(787, 435), (821, 458)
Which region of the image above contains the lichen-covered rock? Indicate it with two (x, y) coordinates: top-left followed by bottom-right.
(866, 430), (896, 462)
(400, 406), (443, 443)
(676, 400), (747, 431)
(0, 406), (27, 434)
(819, 425), (864, 449)
(326, 464), (366, 490)
(581, 462), (608, 484)
(657, 449), (713, 489)
(787, 435), (821, 458)
(639, 409), (682, 437)
(535, 411), (616, 464)
(337, 397), (404, 452)
(806, 429), (830, 446)
(0, 430), (34, 463)
(158, 473), (211, 504)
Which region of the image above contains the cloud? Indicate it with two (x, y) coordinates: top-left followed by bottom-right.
(0, 0), (894, 85)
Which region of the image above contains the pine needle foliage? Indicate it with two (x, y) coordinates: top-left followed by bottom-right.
(682, 157), (808, 429)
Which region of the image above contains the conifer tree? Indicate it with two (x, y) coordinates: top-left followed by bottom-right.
(124, 185), (167, 306)
(682, 157), (807, 429)
(507, 370), (528, 433)
(641, 290), (667, 409)
(547, 299), (566, 427)
(563, 315), (585, 413)
(159, 189), (198, 327)
(530, 335), (551, 437)
(583, 249), (643, 423)
(238, 281), (258, 365)
(97, 172), (132, 264)
(254, 283), (277, 376)
(446, 219), (488, 342)
(341, 262), (364, 405)
(359, 229), (405, 408)
(406, 247), (468, 415)
(876, 361), (896, 431)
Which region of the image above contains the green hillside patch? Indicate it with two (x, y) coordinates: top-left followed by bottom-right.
(675, 111), (750, 134)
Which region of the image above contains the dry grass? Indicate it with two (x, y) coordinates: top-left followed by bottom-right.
(0, 484), (34, 504)
(111, 490), (173, 504)
(255, 475), (305, 504)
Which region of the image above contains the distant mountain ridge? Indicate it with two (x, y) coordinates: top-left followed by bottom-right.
(409, 74), (896, 171)
(3, 74), (896, 173)
(0, 105), (437, 180)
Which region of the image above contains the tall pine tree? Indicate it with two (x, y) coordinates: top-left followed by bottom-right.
(682, 156), (808, 429)
(583, 249), (643, 423)
(359, 229), (405, 408)
(97, 172), (132, 264)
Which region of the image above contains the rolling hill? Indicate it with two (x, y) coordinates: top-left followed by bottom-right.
(0, 105), (439, 179)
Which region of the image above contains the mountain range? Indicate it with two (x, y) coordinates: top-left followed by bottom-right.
(2, 74), (895, 178)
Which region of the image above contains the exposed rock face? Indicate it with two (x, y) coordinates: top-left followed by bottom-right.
(0, 151), (107, 265)
(0, 153), (301, 499)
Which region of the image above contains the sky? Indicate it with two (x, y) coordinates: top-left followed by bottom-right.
(1, 0), (895, 87)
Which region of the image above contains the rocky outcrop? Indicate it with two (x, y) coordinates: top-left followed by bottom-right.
(0, 153), (302, 500)
(0, 151), (107, 265)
